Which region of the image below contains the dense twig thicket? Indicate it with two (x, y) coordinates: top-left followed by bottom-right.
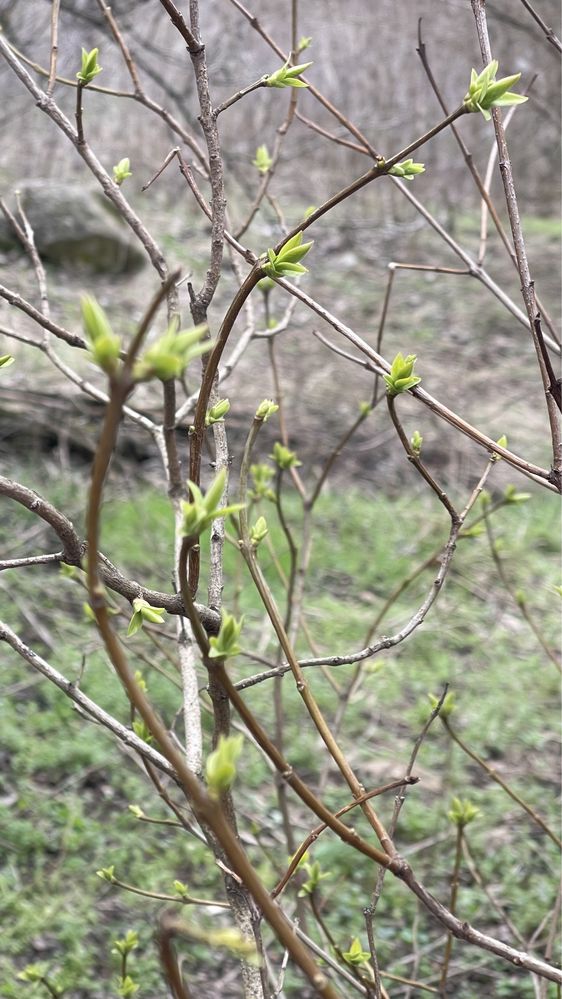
(0, 2), (560, 997)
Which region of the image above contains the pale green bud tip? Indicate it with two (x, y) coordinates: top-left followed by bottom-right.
(298, 858), (332, 896)
(206, 398), (230, 426)
(256, 398), (279, 421)
(271, 441), (302, 469)
(81, 294), (121, 374)
(134, 322), (209, 382)
(96, 865), (116, 882)
(252, 144), (273, 173)
(342, 937), (371, 967)
(113, 158), (132, 184)
(0, 354), (14, 369)
(266, 60), (312, 88)
(411, 430), (423, 455)
(132, 719), (153, 743)
(388, 159), (425, 181)
(173, 880), (189, 897)
(208, 610), (244, 659)
(250, 515), (268, 547)
(262, 230), (314, 280)
(384, 352), (421, 396)
(77, 47), (102, 84)
(205, 734), (244, 794)
(464, 61), (527, 120)
(428, 690), (455, 718)
(447, 796), (481, 828)
(127, 597), (166, 636)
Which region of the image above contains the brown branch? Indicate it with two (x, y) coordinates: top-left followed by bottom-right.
(471, 0), (561, 482)
(0, 475), (219, 632)
(275, 276), (557, 488)
(518, 0), (562, 51)
(47, 0), (61, 97)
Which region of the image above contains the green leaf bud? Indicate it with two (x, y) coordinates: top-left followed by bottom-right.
(463, 61), (527, 120)
(60, 562), (78, 579)
(127, 597), (166, 637)
(128, 805), (144, 818)
(76, 47), (102, 85)
(132, 719), (153, 744)
(252, 144), (273, 174)
(96, 864), (117, 883)
(298, 36), (312, 52)
(448, 797), (481, 828)
(205, 733), (244, 795)
(298, 859), (332, 897)
(206, 398), (230, 426)
(173, 879), (190, 898)
(113, 157), (132, 185)
(342, 937), (371, 967)
(255, 398), (279, 422)
(257, 276), (276, 294)
(503, 484), (530, 504)
(384, 352), (421, 396)
(81, 295), (121, 374)
(262, 231), (313, 279)
(117, 976), (139, 997)
(181, 470), (244, 538)
(113, 931), (139, 955)
(0, 354), (14, 369)
(266, 60), (312, 88)
(428, 690), (456, 718)
(249, 463), (275, 501)
(388, 158), (425, 181)
(250, 515), (268, 547)
(271, 441), (302, 469)
(134, 323), (209, 382)
(411, 430), (423, 455)
(208, 610), (244, 659)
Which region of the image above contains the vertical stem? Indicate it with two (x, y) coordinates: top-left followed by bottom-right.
(471, 0), (561, 481)
(439, 825), (463, 993)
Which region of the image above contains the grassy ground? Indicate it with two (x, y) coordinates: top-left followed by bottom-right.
(0, 458), (560, 998)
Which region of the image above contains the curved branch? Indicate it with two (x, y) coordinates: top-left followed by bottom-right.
(0, 476), (220, 633)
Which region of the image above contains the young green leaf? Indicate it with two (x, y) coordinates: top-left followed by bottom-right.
(448, 797), (481, 828)
(262, 231), (313, 279)
(266, 60), (312, 89)
(205, 734), (244, 795)
(271, 441), (301, 469)
(76, 47), (102, 85)
(113, 157), (132, 185)
(384, 352), (421, 396)
(208, 610), (244, 659)
(463, 61), (528, 120)
(81, 295), (121, 374)
(134, 323), (209, 382)
(252, 144), (273, 174)
(180, 469), (244, 539)
(388, 158), (425, 181)
(205, 398), (230, 426)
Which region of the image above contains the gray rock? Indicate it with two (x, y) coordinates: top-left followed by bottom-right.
(0, 180), (145, 273)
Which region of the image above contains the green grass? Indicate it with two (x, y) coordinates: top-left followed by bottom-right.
(0, 464), (560, 997)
